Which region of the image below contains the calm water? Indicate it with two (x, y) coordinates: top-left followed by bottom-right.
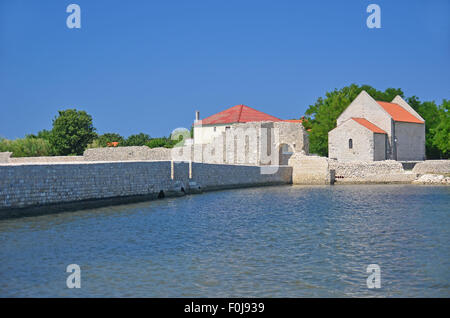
(0, 185), (449, 297)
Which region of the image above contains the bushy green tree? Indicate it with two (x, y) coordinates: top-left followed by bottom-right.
(123, 133), (151, 146)
(26, 129), (53, 141)
(431, 100), (449, 158)
(406, 96), (442, 158)
(304, 84), (403, 156)
(96, 133), (125, 147)
(146, 138), (167, 148)
(49, 109), (97, 155)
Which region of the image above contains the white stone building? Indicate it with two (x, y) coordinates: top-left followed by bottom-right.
(193, 104), (308, 165)
(328, 90), (425, 162)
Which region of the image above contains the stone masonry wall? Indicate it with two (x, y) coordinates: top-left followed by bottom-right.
(0, 161), (292, 212)
(328, 119), (375, 161)
(394, 122), (426, 161)
(412, 160), (450, 175)
(288, 153), (332, 185)
(83, 146), (172, 161)
(329, 160), (416, 183)
(9, 156), (84, 164)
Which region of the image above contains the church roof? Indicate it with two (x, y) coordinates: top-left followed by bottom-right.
(376, 101), (424, 124)
(351, 118), (387, 134)
(196, 104), (282, 125)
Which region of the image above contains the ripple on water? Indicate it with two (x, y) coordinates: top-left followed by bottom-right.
(0, 184), (449, 297)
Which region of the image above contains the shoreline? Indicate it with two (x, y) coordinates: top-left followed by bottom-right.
(0, 178), (448, 221)
(1, 158), (448, 220)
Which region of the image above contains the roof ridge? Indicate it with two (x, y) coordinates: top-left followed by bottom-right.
(237, 104), (244, 122)
(375, 101), (424, 124)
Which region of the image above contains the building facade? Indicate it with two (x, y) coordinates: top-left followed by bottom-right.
(328, 90), (425, 162)
(193, 104), (309, 165)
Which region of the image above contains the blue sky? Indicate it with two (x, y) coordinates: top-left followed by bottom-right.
(0, 0), (449, 139)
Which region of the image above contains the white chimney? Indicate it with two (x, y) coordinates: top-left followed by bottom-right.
(195, 110), (200, 122)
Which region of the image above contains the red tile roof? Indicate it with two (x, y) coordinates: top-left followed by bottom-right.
(196, 104), (282, 125)
(376, 101), (424, 124)
(351, 118), (387, 134)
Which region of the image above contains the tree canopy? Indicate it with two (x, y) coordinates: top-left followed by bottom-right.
(49, 109), (97, 155)
(303, 84), (448, 158)
(96, 133), (125, 147)
(303, 84), (403, 156)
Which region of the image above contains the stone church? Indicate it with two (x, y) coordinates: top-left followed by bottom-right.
(328, 90), (425, 162)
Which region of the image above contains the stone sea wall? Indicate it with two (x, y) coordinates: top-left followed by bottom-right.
(9, 156), (84, 164)
(412, 160), (450, 175)
(0, 161), (291, 216)
(329, 160), (417, 184)
(288, 153), (333, 185)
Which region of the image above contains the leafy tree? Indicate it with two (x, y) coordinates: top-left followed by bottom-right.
(406, 96), (442, 158)
(26, 129), (53, 141)
(147, 138), (167, 148)
(96, 133), (125, 147)
(123, 133), (151, 146)
(49, 109), (97, 155)
(304, 84), (403, 156)
(430, 100), (449, 158)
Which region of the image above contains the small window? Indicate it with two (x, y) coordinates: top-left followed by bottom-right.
(225, 126), (230, 130)
(349, 139), (353, 149)
(213, 127), (216, 132)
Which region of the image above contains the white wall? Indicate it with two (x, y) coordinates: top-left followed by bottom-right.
(194, 124), (230, 144)
(329, 119), (375, 161)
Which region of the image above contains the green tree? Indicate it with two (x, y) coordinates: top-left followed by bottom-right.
(96, 133), (125, 147)
(431, 100), (449, 158)
(49, 109), (97, 155)
(26, 129), (53, 141)
(304, 84), (403, 156)
(147, 138), (167, 148)
(407, 96), (444, 159)
(124, 133), (151, 146)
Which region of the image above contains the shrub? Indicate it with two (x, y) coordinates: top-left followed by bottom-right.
(96, 133), (125, 147)
(49, 109), (97, 155)
(0, 137), (54, 157)
(146, 138), (167, 148)
(123, 133), (151, 146)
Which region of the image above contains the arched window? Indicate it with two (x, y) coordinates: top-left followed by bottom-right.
(349, 139), (353, 149)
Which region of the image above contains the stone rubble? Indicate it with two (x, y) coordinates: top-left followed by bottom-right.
(412, 174), (450, 185)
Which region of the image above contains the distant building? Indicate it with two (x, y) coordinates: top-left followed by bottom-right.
(328, 90), (425, 162)
(193, 104), (308, 165)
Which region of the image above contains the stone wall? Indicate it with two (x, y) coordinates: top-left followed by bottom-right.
(394, 122), (426, 161)
(288, 153), (333, 185)
(0, 152), (11, 163)
(373, 133), (386, 161)
(0, 161), (292, 214)
(83, 146), (172, 161)
(0, 146), (173, 164)
(329, 160), (416, 183)
(328, 119), (375, 161)
(192, 121), (308, 166)
(412, 160), (450, 175)
(9, 156), (84, 164)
